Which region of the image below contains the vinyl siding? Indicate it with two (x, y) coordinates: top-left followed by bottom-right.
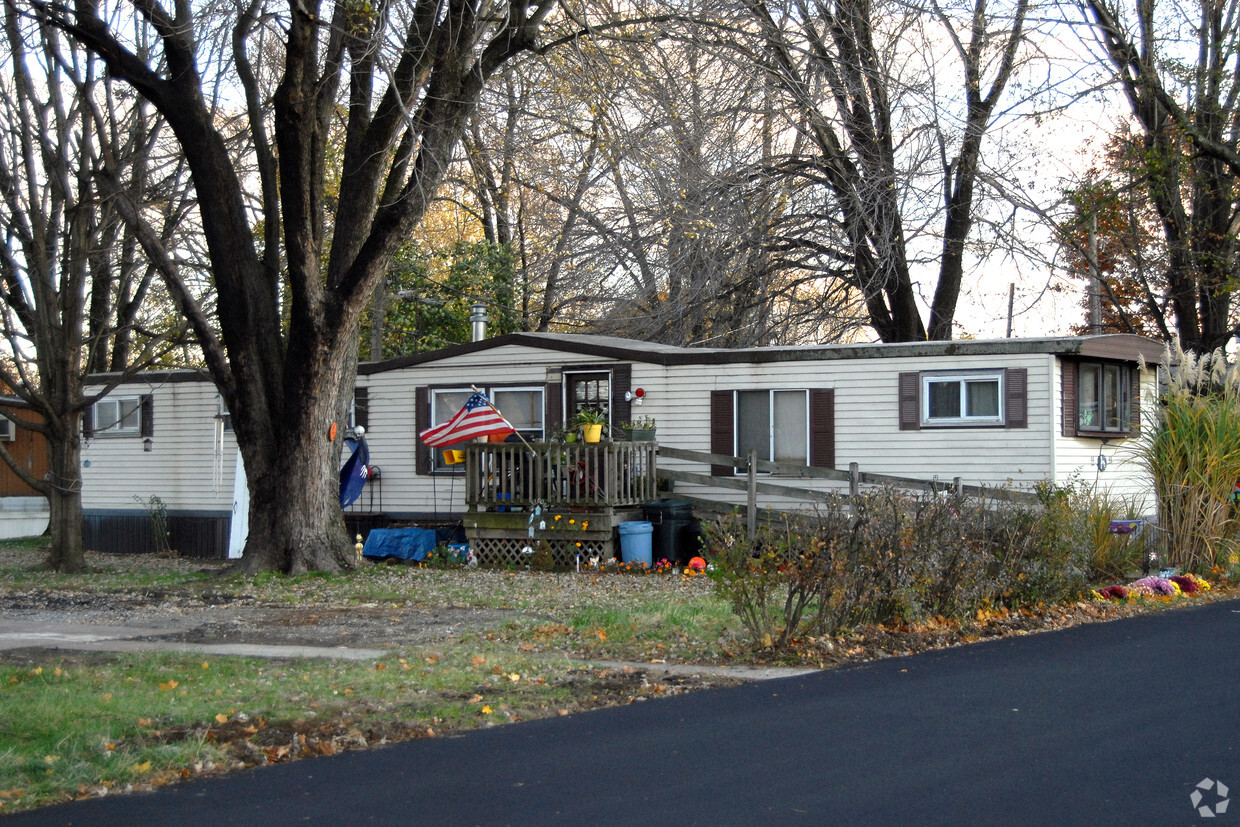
(82, 379), (237, 511)
(657, 352), (1055, 506)
(78, 339), (1159, 521)
(1051, 361), (1157, 512)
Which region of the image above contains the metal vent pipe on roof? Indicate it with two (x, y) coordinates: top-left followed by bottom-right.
(470, 303), (488, 342)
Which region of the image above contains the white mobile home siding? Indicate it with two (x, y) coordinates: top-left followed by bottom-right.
(82, 377), (237, 512)
(78, 333), (1164, 556)
(659, 351), (1056, 508)
(1051, 361), (1158, 512)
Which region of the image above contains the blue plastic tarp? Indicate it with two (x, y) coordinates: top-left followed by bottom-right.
(362, 528), (436, 562)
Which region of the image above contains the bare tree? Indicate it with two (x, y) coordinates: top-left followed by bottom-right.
(723, 0), (1031, 341)
(458, 9), (868, 345)
(0, 9), (190, 571)
(18, 0), (557, 572)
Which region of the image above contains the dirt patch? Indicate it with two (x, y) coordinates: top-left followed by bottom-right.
(146, 605), (527, 649)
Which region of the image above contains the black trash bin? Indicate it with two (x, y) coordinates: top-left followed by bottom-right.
(643, 498), (696, 565)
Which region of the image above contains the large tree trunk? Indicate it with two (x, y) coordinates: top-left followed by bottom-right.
(229, 338), (356, 574)
(236, 446), (352, 574)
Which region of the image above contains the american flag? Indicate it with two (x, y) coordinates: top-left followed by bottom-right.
(418, 392), (515, 447)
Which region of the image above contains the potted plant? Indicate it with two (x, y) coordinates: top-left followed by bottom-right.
(620, 415), (657, 441)
(575, 408), (607, 443)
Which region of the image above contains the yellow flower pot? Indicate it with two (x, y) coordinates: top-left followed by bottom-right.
(582, 423), (603, 443)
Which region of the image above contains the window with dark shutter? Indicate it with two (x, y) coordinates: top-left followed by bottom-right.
(611, 364), (632, 427)
(1066, 359), (1139, 438)
(545, 382), (562, 432)
(711, 388), (833, 473)
(140, 395), (154, 438)
(1004, 369), (1027, 429)
(89, 395), (143, 436)
(1062, 362), (1078, 438)
(710, 390), (734, 476)
(901, 370), (1026, 429)
(898, 372), (920, 431)
(809, 389), (835, 469)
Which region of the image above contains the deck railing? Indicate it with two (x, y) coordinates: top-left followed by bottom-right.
(464, 441), (658, 512)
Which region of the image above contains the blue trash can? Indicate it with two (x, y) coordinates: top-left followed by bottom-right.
(617, 521), (653, 566)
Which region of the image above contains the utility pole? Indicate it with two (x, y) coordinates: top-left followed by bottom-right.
(1006, 283), (1015, 338)
(1088, 213), (1103, 334)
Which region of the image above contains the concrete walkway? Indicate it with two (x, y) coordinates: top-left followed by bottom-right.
(0, 620), (389, 661)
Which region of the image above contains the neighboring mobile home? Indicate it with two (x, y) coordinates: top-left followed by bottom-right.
(0, 401), (51, 537)
(80, 332), (1165, 558)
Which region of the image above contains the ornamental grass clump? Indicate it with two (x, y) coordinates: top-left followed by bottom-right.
(1137, 343), (1240, 573)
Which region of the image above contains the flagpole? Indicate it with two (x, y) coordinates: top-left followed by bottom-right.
(471, 385), (539, 453)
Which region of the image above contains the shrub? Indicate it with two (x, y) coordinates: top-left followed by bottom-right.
(704, 509), (844, 652)
(702, 486), (1119, 653)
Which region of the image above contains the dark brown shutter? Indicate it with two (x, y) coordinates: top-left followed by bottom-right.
(1004, 368), (1027, 429)
(611, 364), (632, 427)
(710, 390), (734, 476)
(809, 389), (835, 469)
(140, 395), (154, 438)
(898, 372), (920, 430)
(82, 403), (94, 438)
(545, 382), (562, 437)
(1130, 366), (1141, 434)
(1062, 361), (1077, 437)
(353, 387), (369, 431)
(415, 386), (431, 475)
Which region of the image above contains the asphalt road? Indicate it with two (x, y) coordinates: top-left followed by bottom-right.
(10, 600), (1240, 826)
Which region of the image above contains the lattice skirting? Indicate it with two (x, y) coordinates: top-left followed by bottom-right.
(471, 535), (617, 568)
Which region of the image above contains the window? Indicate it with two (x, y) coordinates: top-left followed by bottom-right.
(84, 394), (153, 440)
(429, 386), (543, 470)
(566, 372), (610, 425)
(899, 369), (1026, 431)
(1074, 361), (1135, 435)
(93, 397), (142, 435)
(710, 389), (834, 475)
(921, 372), (1003, 426)
(737, 389), (809, 465)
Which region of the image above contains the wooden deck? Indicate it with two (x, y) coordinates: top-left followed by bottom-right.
(461, 441), (657, 565)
